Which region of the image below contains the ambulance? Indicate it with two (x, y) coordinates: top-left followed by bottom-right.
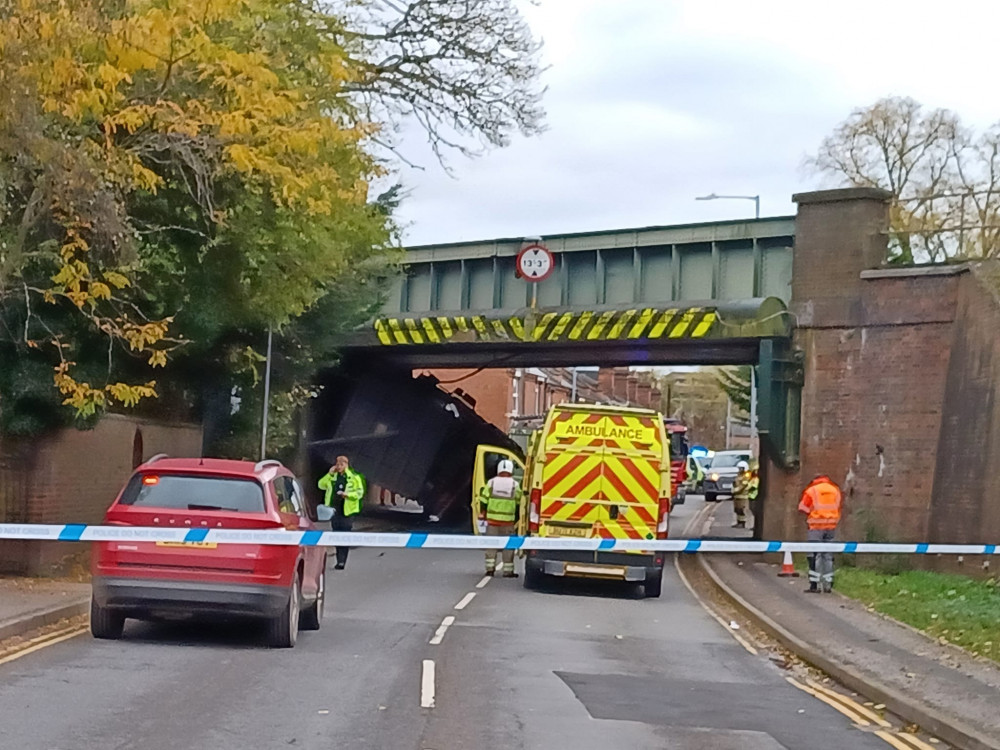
(472, 403), (672, 597)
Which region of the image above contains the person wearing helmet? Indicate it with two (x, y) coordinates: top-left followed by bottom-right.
(731, 459), (757, 529)
(478, 458), (523, 577)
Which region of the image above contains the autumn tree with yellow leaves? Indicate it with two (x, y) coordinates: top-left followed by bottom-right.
(0, 0), (544, 436)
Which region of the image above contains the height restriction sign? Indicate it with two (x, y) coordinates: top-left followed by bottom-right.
(516, 243), (555, 282)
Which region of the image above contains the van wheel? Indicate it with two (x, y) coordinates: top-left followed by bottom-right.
(90, 597), (125, 640)
(267, 572), (301, 648)
(644, 571), (663, 598)
(301, 570), (324, 631)
(523, 565), (544, 591)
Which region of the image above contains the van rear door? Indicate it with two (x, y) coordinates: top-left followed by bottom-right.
(594, 413), (663, 544)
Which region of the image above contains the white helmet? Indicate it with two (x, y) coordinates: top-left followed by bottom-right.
(736, 460), (749, 472)
(497, 459), (515, 475)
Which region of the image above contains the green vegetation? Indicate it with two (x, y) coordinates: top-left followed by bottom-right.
(833, 566), (1000, 663)
(0, 0), (544, 452)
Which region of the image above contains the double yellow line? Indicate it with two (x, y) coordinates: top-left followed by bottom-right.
(786, 677), (938, 750)
(0, 620), (88, 668)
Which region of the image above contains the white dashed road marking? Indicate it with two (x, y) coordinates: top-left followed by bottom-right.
(429, 616), (456, 646)
(421, 660), (436, 708)
(454, 592), (476, 611)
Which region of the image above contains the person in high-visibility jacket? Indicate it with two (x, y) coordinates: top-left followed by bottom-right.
(731, 461), (758, 528)
(746, 460), (762, 531)
(798, 474), (843, 593)
(318, 455), (365, 570)
(478, 459), (523, 578)
(685, 455), (705, 493)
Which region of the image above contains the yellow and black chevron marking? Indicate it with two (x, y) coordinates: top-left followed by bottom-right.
(373, 307), (717, 346)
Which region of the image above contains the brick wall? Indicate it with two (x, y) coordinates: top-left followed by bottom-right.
(926, 266), (1000, 575)
(0, 415), (202, 574)
(765, 189), (1000, 573)
(419, 369), (513, 429)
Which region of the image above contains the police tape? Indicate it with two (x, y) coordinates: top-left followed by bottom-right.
(0, 524), (997, 554)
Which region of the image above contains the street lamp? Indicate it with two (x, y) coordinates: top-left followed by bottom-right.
(695, 193), (760, 219)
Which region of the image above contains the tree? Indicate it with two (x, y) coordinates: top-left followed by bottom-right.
(807, 96), (1000, 262)
(0, 0), (545, 435)
(715, 366), (751, 417)
(657, 369), (730, 449)
(340, 0), (546, 163)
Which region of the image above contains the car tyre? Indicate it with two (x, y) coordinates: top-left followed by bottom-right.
(705, 492), (718, 503)
(523, 564), (544, 591)
(300, 569), (324, 631)
(644, 570), (663, 598)
(267, 571), (301, 648)
(90, 596), (125, 640)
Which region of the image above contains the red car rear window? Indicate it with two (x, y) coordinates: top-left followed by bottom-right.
(120, 474), (266, 513)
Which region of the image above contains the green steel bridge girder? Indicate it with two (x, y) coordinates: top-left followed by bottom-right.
(344, 298), (802, 469)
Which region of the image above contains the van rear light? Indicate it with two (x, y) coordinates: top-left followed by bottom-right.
(529, 489), (541, 533)
(656, 496), (670, 539)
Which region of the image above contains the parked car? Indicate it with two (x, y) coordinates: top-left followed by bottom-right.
(702, 450), (752, 503)
(91, 456), (326, 648)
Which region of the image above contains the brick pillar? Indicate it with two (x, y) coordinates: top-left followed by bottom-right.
(626, 373), (639, 405)
(791, 187), (891, 327)
(636, 381), (651, 408)
(763, 188), (892, 542)
(612, 367), (629, 402)
(597, 368), (614, 400)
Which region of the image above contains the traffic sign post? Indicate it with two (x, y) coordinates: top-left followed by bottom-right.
(516, 242), (554, 308)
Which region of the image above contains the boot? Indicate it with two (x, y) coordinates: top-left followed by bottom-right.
(502, 571), (519, 578)
(804, 584), (819, 593)
(732, 520), (745, 528)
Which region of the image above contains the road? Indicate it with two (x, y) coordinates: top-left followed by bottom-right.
(0, 499), (895, 750)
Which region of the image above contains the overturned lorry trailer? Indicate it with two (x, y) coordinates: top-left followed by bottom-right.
(306, 359), (523, 524)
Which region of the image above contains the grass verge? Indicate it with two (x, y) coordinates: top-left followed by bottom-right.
(827, 566), (1000, 663)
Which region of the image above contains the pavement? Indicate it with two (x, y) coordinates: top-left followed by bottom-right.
(700, 496), (1000, 750)
(0, 500), (908, 750)
(0, 577), (90, 642)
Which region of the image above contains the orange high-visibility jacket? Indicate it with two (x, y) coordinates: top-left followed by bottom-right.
(798, 476), (842, 530)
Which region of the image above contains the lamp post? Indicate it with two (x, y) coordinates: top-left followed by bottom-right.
(695, 193), (760, 219)
(260, 326), (273, 460)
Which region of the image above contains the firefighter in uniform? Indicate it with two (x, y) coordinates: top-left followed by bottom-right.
(798, 474), (843, 593)
(479, 460), (522, 578)
(731, 460), (757, 528)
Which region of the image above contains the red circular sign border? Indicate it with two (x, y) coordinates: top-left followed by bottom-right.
(515, 243), (555, 282)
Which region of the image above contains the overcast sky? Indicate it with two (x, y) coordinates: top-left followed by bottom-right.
(393, 0), (1000, 246)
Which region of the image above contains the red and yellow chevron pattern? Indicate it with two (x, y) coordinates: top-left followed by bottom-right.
(538, 409), (666, 543)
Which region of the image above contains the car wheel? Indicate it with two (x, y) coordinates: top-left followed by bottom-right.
(301, 570), (324, 631)
(90, 596), (125, 640)
(644, 570), (663, 598)
(705, 492), (718, 503)
(267, 571), (301, 648)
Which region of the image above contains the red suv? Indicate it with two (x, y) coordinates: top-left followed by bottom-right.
(91, 456), (326, 648)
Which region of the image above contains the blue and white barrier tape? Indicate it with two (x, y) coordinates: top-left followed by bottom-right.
(0, 524), (997, 554)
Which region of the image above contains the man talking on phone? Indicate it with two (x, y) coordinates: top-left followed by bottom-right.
(318, 455), (365, 570)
